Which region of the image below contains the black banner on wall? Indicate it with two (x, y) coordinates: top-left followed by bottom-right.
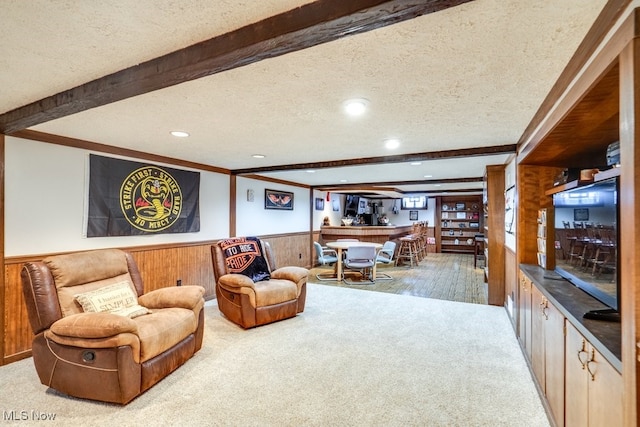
(87, 154), (200, 237)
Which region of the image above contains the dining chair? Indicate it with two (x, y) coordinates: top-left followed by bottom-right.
(343, 245), (377, 284)
(375, 241), (396, 280)
(313, 241), (339, 281)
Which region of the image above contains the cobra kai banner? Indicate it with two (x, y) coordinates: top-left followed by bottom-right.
(87, 154), (200, 237)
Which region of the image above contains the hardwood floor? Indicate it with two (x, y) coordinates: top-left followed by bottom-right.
(309, 253), (488, 305)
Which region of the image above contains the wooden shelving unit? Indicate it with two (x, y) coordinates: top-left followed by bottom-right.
(437, 196), (482, 254)
(537, 209), (553, 270)
(514, 7), (635, 424)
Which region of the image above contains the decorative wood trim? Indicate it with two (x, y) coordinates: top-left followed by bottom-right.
(10, 130), (230, 175)
(4, 240), (220, 265)
(234, 144), (517, 175)
(619, 36), (640, 427)
(0, 0), (472, 134)
(0, 133), (5, 365)
(315, 177), (484, 190)
(240, 173), (310, 189)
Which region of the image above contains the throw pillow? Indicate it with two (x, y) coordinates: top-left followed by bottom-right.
(75, 281), (150, 318)
(219, 237), (271, 282)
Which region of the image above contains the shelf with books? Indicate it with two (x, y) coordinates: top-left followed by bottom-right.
(437, 196), (483, 254)
(537, 209), (546, 268)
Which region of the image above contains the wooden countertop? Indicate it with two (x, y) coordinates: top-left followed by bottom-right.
(320, 225), (414, 244)
(321, 225), (411, 229)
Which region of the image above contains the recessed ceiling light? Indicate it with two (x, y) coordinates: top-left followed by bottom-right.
(251, 154), (266, 159)
(170, 131), (190, 137)
(424, 174), (433, 178)
(411, 162), (422, 166)
(385, 139), (400, 149)
(340, 179), (348, 183)
(306, 170), (316, 173)
(343, 98), (369, 116)
(434, 184), (441, 187)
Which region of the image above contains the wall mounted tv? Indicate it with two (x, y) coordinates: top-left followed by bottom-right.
(552, 176), (619, 321)
(344, 195), (360, 217)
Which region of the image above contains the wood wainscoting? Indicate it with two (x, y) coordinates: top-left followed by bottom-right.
(2, 232), (311, 365)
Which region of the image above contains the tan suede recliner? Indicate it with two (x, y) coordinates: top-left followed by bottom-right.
(211, 237), (308, 328)
(20, 248), (205, 404)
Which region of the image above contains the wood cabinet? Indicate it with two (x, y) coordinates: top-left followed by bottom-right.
(565, 321), (622, 426)
(531, 285), (565, 426)
(437, 196), (482, 254)
(520, 265), (622, 427)
(514, 5), (639, 425)
(518, 271), (533, 361)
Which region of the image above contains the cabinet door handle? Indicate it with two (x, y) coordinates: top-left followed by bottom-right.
(577, 339), (588, 369)
(586, 348), (596, 381)
(540, 299), (549, 320)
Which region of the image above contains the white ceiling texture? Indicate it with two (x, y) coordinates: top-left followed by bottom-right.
(0, 0), (608, 197)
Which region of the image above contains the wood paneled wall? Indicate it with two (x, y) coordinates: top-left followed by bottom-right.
(257, 232), (312, 269)
(516, 165), (560, 266)
(2, 232), (312, 365)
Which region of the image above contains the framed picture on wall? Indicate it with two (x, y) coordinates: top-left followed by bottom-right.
(332, 198), (340, 212)
(315, 198), (325, 210)
(265, 189), (294, 210)
(409, 210), (418, 221)
(574, 208), (589, 221)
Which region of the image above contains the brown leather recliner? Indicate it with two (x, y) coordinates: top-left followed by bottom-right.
(20, 248), (205, 404)
(211, 237), (308, 328)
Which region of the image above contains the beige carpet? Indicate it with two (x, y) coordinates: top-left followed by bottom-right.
(0, 284), (549, 426)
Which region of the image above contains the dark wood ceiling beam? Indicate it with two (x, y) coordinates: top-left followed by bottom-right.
(315, 176), (483, 190)
(233, 144), (516, 174)
(0, 0), (472, 134)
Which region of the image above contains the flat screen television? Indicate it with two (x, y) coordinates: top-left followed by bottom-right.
(552, 176), (620, 321)
(344, 195), (359, 217)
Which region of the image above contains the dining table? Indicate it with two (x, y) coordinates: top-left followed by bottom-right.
(325, 241), (383, 282)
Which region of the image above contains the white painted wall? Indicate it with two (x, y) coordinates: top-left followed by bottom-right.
(312, 190), (343, 229)
(5, 136), (230, 256)
(312, 192), (435, 229)
(4, 137), (443, 256)
(235, 176), (310, 236)
(379, 196), (435, 226)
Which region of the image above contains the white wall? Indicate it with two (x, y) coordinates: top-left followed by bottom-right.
(312, 190), (344, 229)
(379, 197), (435, 226)
(5, 136), (230, 256)
(312, 192), (436, 229)
(235, 176), (310, 236)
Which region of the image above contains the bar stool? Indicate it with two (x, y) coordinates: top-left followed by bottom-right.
(396, 235), (420, 267)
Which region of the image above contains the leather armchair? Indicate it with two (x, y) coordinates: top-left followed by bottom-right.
(211, 237), (308, 328)
(20, 249), (205, 404)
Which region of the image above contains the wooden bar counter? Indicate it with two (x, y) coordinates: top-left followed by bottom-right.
(320, 225), (414, 245)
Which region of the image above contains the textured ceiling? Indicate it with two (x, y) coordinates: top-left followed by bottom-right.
(0, 0), (608, 195)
